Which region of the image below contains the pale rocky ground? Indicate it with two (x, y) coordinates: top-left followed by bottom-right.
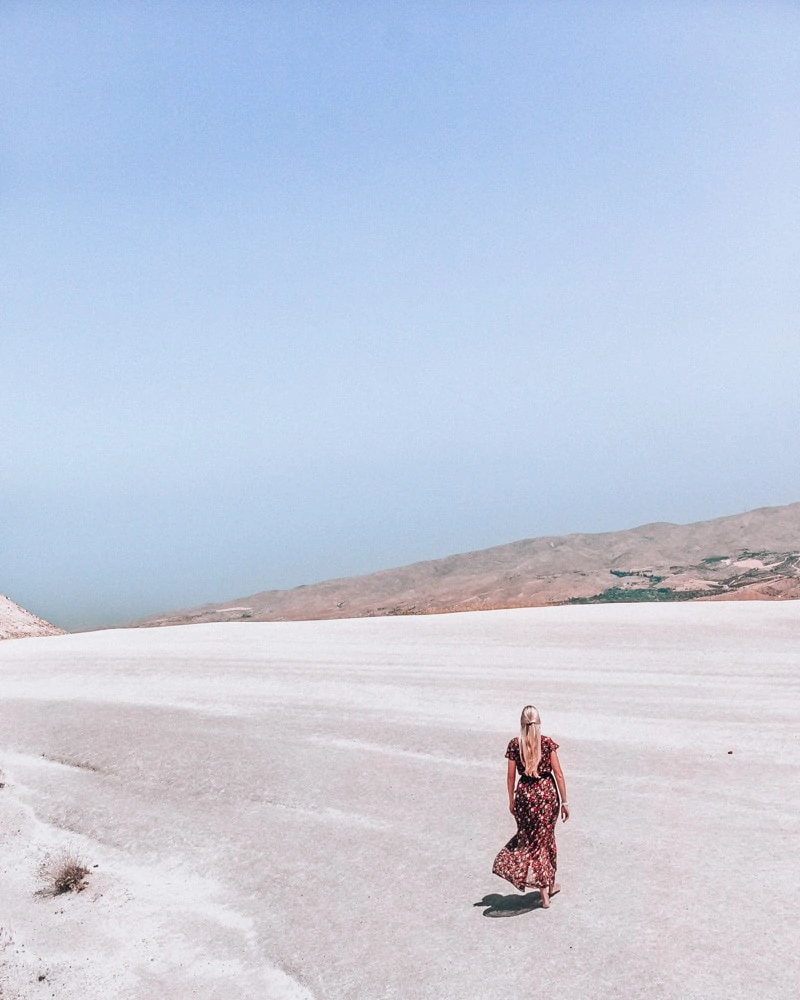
(0, 596), (63, 641)
(1, 603), (798, 999)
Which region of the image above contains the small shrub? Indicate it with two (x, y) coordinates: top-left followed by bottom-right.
(37, 848), (90, 896)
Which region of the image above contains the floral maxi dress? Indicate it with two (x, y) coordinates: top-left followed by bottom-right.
(492, 736), (560, 891)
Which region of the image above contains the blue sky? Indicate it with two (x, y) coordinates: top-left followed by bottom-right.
(2, 2), (799, 629)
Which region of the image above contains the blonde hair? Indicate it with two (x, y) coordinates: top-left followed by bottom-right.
(519, 705), (542, 777)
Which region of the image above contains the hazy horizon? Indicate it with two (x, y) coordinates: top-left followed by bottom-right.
(3, 3), (800, 630)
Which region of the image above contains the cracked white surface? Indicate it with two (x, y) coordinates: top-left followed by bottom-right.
(1, 602), (799, 999)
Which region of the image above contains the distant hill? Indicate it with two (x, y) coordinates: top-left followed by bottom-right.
(126, 502), (800, 629)
(0, 594), (65, 640)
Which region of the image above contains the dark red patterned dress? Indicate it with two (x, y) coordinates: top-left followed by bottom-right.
(492, 736), (560, 890)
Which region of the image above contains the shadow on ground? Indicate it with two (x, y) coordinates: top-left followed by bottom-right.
(474, 891), (542, 917)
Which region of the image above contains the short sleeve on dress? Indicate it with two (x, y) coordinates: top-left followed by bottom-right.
(505, 738), (520, 762)
(543, 736), (559, 752)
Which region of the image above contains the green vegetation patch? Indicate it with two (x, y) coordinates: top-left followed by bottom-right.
(609, 570), (664, 582)
(568, 586), (707, 605)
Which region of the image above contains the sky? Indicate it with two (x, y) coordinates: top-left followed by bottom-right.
(2, 2), (799, 630)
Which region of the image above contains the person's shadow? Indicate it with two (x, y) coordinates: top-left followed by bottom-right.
(474, 891), (542, 917)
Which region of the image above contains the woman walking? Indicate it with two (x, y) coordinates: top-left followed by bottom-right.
(492, 705), (569, 908)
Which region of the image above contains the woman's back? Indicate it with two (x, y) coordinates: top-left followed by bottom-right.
(505, 734), (558, 776)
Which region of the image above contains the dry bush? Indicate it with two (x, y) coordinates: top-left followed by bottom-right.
(37, 848), (90, 896)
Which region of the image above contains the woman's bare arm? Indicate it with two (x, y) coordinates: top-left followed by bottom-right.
(550, 750), (570, 822)
(507, 758), (517, 814)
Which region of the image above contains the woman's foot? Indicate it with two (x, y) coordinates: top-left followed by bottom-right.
(549, 882), (561, 897)
(539, 885), (550, 908)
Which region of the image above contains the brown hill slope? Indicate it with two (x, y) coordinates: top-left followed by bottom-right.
(0, 594), (65, 641)
(130, 502), (800, 628)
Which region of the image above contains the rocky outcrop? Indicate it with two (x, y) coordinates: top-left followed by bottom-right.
(0, 594), (65, 640)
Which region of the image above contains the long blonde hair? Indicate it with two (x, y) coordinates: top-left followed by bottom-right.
(519, 705), (542, 777)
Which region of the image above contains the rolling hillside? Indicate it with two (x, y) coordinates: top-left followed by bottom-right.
(130, 502), (800, 628)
